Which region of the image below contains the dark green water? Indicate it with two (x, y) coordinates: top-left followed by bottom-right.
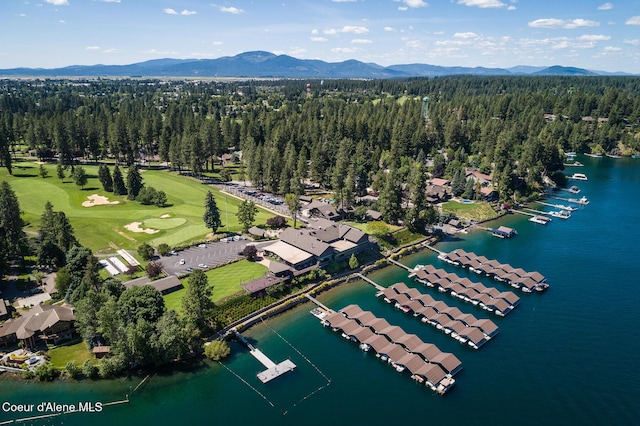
(2, 156), (639, 426)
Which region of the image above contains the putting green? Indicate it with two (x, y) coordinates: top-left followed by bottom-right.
(143, 217), (187, 230)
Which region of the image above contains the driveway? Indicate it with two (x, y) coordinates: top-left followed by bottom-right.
(159, 239), (251, 276)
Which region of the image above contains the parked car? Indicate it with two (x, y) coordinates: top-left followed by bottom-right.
(179, 259), (186, 265)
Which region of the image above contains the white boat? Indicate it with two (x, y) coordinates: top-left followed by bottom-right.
(310, 308), (327, 320)
(360, 343), (371, 352)
(570, 173), (588, 181)
(555, 204), (577, 211)
(569, 196), (590, 205)
(568, 185), (581, 194)
(549, 210), (571, 219)
(529, 215), (551, 225)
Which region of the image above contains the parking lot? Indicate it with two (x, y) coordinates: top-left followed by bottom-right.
(160, 238), (250, 276)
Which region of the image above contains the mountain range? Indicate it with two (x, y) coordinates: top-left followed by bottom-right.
(0, 51), (632, 78)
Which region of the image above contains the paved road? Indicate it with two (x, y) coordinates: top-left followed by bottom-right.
(159, 239), (250, 276)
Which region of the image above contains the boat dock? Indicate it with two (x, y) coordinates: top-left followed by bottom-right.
(438, 248), (549, 293)
(377, 282), (498, 349)
(319, 304), (460, 395)
(232, 330), (296, 383)
(510, 209), (536, 217)
(356, 273), (385, 291)
(305, 294), (334, 313)
(412, 265), (519, 316)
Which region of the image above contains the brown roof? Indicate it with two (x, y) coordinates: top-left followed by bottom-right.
(0, 304), (75, 341)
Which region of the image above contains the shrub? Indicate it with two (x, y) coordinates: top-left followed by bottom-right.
(157, 243), (171, 256)
(146, 261), (163, 278)
(82, 360), (98, 379)
(35, 363), (60, 381)
(266, 215), (287, 229)
(99, 356), (125, 379)
(66, 360), (81, 379)
(242, 245), (258, 260)
(204, 340), (231, 361)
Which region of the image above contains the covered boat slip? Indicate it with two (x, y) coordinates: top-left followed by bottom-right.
(412, 265), (519, 316)
(439, 249), (549, 292)
(377, 283), (499, 348)
(322, 305), (461, 394)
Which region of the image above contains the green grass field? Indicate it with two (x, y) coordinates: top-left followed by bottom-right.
(1, 162), (275, 254)
(441, 200), (499, 221)
(163, 260), (268, 313)
(47, 341), (96, 369)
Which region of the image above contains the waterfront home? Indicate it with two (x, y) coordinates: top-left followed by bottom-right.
(0, 304), (75, 349)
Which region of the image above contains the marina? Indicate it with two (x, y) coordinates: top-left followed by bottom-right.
(317, 304), (461, 394)
(376, 282), (499, 349)
(438, 248), (549, 293)
(410, 264), (520, 315)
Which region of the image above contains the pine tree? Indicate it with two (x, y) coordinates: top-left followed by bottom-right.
(98, 164), (113, 192)
(203, 191), (222, 234)
(236, 200), (258, 232)
(0, 181), (25, 274)
(182, 269), (214, 332)
(126, 165), (143, 200)
(112, 165), (127, 196)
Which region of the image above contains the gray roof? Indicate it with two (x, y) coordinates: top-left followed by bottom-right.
(0, 304), (75, 340)
(279, 228), (333, 258)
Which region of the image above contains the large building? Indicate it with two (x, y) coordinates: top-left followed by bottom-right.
(0, 304), (75, 348)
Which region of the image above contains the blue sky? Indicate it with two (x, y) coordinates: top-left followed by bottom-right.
(1, 0), (640, 73)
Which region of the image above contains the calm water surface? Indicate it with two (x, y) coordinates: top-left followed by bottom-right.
(2, 156), (639, 426)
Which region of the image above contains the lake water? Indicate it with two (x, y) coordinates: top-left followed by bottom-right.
(2, 155), (639, 426)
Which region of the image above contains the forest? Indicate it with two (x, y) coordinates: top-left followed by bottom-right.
(1, 75), (639, 207)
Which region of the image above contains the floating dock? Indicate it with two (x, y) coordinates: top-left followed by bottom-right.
(438, 249), (549, 293)
(377, 282), (498, 349)
(412, 265), (520, 316)
(316, 304), (460, 395)
(233, 330), (296, 383)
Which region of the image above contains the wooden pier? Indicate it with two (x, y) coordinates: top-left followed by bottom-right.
(387, 258), (412, 271)
(305, 294), (334, 313)
(355, 273), (385, 291)
(423, 244), (445, 256)
(510, 209), (536, 217)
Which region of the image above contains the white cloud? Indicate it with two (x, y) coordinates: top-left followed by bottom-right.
(103, 48), (118, 54)
(458, 0), (507, 8)
(180, 10), (197, 15)
(351, 38), (372, 44)
(19, 13), (27, 17)
(384, 26), (395, 32)
(164, 8), (178, 15)
(100, 0), (121, 3)
(402, 0), (428, 7)
(331, 47), (359, 53)
(528, 18), (599, 29)
(332, 0), (357, 2)
(219, 6), (244, 14)
(405, 40), (423, 48)
(85, 46), (101, 50)
(597, 2), (613, 10)
(45, 0), (69, 5)
(454, 32), (479, 39)
(603, 46), (621, 52)
(398, 7), (408, 11)
(211, 41), (224, 45)
(623, 39), (640, 46)
(311, 36), (328, 42)
(626, 16), (640, 25)
(311, 29), (319, 35)
(141, 49), (179, 55)
(324, 25), (369, 35)
(58, 20), (66, 24)
(578, 34), (610, 41)
(164, 8), (196, 16)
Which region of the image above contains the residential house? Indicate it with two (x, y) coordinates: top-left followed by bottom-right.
(0, 299), (9, 321)
(301, 200), (341, 221)
(0, 304), (75, 348)
(425, 184), (449, 204)
(465, 169), (492, 187)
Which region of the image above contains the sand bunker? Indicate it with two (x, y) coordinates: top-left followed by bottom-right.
(160, 214), (171, 218)
(82, 194), (120, 207)
(124, 222), (159, 234)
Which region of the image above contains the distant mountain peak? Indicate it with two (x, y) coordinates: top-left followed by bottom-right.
(0, 51), (631, 78)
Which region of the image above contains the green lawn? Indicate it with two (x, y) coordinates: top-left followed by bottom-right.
(441, 200), (499, 221)
(164, 260), (268, 313)
(47, 341), (96, 369)
(1, 163), (275, 254)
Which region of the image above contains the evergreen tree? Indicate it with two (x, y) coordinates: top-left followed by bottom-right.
(39, 164), (48, 178)
(377, 170), (403, 224)
(236, 200), (258, 232)
(56, 164), (65, 181)
(203, 191), (222, 234)
(0, 181), (25, 274)
(126, 165), (143, 200)
(112, 165), (127, 196)
(181, 269), (214, 332)
(98, 164), (113, 192)
(72, 166), (88, 189)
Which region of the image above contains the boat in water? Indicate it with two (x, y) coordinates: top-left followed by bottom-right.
(584, 153), (602, 158)
(570, 173), (588, 181)
(568, 196), (590, 205)
(529, 215), (551, 225)
(549, 210), (571, 219)
(632, 154), (640, 159)
(568, 185), (581, 194)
